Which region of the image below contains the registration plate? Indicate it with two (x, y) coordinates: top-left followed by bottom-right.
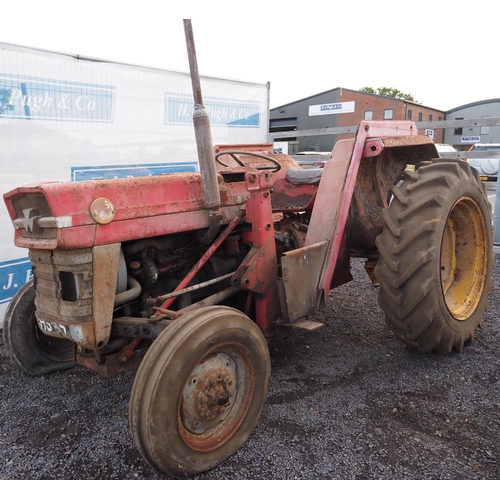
(36, 316), (69, 337)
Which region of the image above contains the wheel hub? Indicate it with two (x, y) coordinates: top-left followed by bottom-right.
(181, 352), (237, 434)
(441, 196), (488, 320)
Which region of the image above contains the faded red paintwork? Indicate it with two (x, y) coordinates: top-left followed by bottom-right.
(3, 121), (438, 347)
(232, 171), (281, 335)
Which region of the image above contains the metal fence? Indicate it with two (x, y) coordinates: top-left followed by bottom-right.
(270, 118), (500, 140)
(272, 117), (500, 247)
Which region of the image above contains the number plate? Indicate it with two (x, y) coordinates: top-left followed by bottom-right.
(36, 316), (70, 338)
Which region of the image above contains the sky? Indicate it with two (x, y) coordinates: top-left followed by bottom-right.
(1, 1), (498, 112)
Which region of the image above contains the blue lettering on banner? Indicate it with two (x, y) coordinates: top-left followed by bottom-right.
(0, 73), (115, 122)
(0, 257), (32, 304)
(71, 162), (198, 181)
(321, 104), (342, 111)
(309, 100), (354, 117)
(461, 136), (480, 143)
(165, 93), (260, 128)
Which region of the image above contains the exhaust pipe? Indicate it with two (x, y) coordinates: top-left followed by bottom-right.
(183, 19), (221, 245)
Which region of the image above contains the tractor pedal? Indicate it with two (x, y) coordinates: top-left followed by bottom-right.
(290, 318), (325, 331)
(274, 318), (325, 341)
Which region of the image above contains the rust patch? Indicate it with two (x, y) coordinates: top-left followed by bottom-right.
(279, 241), (329, 323)
(271, 178), (317, 211)
(382, 135), (434, 148)
(92, 244), (121, 349)
(76, 344), (145, 377)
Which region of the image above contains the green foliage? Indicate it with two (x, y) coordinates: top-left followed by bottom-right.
(359, 86), (376, 95)
(359, 86), (416, 102)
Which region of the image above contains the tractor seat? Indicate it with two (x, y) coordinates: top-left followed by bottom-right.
(285, 168), (323, 185)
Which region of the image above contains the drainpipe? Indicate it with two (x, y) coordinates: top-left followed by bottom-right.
(183, 19), (221, 245)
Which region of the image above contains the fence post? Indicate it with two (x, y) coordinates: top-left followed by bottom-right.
(495, 181), (500, 248)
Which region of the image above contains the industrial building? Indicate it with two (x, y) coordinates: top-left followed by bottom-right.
(270, 87), (445, 154)
(443, 99), (500, 150)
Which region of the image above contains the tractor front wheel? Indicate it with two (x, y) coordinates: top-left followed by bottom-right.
(3, 281), (76, 375)
(375, 159), (494, 354)
(129, 306), (270, 478)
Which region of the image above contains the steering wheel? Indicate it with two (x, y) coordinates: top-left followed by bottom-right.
(215, 150), (282, 173)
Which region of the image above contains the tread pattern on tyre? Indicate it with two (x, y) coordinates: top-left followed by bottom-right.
(129, 305), (270, 478)
(374, 159), (493, 354)
(3, 280), (76, 376)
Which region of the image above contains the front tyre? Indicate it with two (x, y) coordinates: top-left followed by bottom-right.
(3, 281), (76, 375)
(375, 159), (494, 354)
(129, 306), (270, 478)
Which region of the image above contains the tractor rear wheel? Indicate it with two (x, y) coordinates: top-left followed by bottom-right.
(129, 306), (270, 478)
(375, 159), (493, 354)
(3, 281), (76, 375)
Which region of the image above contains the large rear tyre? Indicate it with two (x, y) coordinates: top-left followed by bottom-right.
(129, 306), (270, 478)
(375, 159), (494, 354)
(3, 281), (76, 375)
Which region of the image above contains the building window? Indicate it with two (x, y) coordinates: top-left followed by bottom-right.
(364, 110), (373, 120)
(429, 114), (433, 121)
(407, 109), (412, 120)
(438, 117), (442, 121)
(384, 109), (393, 120)
(454, 117), (463, 135)
(418, 112), (423, 122)
(481, 116), (490, 135)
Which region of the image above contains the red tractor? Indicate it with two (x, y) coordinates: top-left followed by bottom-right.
(2, 21), (494, 477)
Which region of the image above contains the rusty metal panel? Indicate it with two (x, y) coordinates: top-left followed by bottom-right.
(271, 177), (317, 212)
(364, 120), (418, 138)
(30, 244), (119, 350)
(279, 240), (328, 323)
(382, 135), (434, 148)
(92, 243), (121, 349)
(31, 248), (93, 324)
(302, 139), (357, 306)
(76, 344), (146, 378)
(232, 172), (281, 335)
(305, 139), (356, 246)
(303, 122), (429, 304)
(5, 173), (241, 250)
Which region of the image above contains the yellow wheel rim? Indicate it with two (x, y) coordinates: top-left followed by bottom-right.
(441, 197), (488, 320)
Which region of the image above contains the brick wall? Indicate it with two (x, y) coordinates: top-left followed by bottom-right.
(336, 89), (444, 143)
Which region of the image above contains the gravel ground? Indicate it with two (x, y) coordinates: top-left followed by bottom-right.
(1, 255), (499, 481)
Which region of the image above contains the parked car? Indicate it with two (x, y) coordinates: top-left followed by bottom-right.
(435, 143), (458, 154)
(406, 143), (457, 172)
(292, 151), (332, 168)
(294, 147), (331, 169)
(465, 144), (500, 181)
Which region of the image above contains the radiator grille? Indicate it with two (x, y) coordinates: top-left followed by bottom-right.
(30, 248), (93, 323)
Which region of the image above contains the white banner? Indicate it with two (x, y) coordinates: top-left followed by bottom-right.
(0, 42), (270, 319)
(309, 101), (355, 117)
(461, 136), (480, 143)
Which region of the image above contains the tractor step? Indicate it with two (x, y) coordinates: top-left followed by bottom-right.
(275, 318), (325, 340)
(291, 318), (325, 331)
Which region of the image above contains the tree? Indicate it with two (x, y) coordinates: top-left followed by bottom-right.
(359, 86), (416, 102)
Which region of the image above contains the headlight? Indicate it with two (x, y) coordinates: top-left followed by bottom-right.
(90, 197), (116, 225)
